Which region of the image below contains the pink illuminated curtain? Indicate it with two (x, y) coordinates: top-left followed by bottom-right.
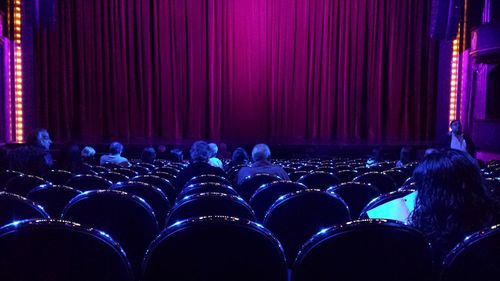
(34, 0), (438, 142)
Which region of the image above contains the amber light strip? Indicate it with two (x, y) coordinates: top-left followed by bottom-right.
(13, 0), (23, 142)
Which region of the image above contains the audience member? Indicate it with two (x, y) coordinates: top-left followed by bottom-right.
(396, 147), (411, 167)
(236, 144), (289, 185)
(224, 147), (249, 172)
(208, 143), (223, 168)
(366, 146), (383, 167)
(141, 146), (156, 164)
(442, 120), (476, 157)
(168, 148), (184, 162)
(410, 149), (500, 262)
(8, 128), (53, 176)
(100, 142), (130, 167)
(175, 141), (227, 190)
(217, 142), (232, 159)
(81, 146), (97, 165)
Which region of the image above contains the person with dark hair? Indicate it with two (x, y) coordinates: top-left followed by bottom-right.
(168, 148), (184, 162)
(100, 142), (130, 167)
(366, 146), (383, 167)
(396, 147), (411, 167)
(442, 120), (476, 157)
(8, 128), (53, 176)
(410, 149), (500, 262)
(224, 147), (249, 172)
(236, 143), (289, 185)
(141, 146), (156, 164)
(175, 141), (227, 191)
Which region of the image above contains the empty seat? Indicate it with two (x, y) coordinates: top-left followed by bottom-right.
(62, 190), (159, 273)
(100, 171), (129, 184)
(135, 162), (156, 171)
(353, 172), (397, 193)
(249, 181), (307, 221)
(112, 181), (170, 228)
(185, 174), (232, 188)
(289, 171), (308, 182)
(236, 173), (282, 201)
(292, 219), (434, 281)
(297, 171), (340, 190)
(156, 166), (181, 175)
(90, 165), (110, 174)
(65, 174), (112, 191)
(0, 219), (134, 281)
(359, 189), (416, 219)
(128, 165), (150, 175)
(263, 189), (350, 265)
(178, 182), (239, 200)
(4, 175), (48, 196)
(132, 175), (177, 205)
(26, 185), (81, 218)
(43, 170), (74, 185)
(165, 192), (255, 226)
(382, 169), (409, 188)
(0, 170), (24, 188)
(0, 192), (49, 226)
(142, 216), (288, 281)
(152, 171), (177, 188)
(334, 169), (360, 183)
(441, 224), (500, 281)
(113, 167), (139, 178)
(327, 182), (381, 219)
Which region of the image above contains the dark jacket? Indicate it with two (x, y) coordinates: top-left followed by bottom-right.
(441, 133), (476, 157)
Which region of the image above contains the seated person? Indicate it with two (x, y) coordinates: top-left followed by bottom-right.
(366, 146), (383, 168)
(81, 146), (97, 165)
(100, 142), (130, 167)
(236, 144), (289, 185)
(396, 147), (411, 168)
(208, 143), (223, 168)
(410, 149), (500, 262)
(224, 147), (249, 172)
(8, 128), (53, 176)
(141, 146), (156, 164)
(168, 148), (184, 162)
(175, 141), (227, 191)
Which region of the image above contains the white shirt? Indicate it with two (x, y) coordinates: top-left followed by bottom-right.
(208, 157), (223, 169)
(450, 133), (467, 152)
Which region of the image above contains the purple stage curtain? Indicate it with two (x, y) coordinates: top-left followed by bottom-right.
(34, 0), (438, 143)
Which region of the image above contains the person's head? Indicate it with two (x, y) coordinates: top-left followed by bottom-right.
(370, 146), (383, 162)
(232, 147), (249, 163)
(450, 120), (462, 134)
(190, 141), (211, 162)
(27, 128), (52, 150)
(410, 150), (496, 251)
(157, 145), (167, 154)
(81, 146), (96, 160)
(109, 142), (123, 155)
(252, 143), (271, 162)
(169, 148), (184, 162)
(399, 147), (411, 164)
(208, 143), (218, 158)
(141, 146), (156, 163)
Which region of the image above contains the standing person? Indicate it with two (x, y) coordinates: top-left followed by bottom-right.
(8, 128), (53, 176)
(443, 120), (476, 157)
(100, 142), (131, 167)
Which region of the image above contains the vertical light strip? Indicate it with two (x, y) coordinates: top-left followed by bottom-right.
(13, 0), (23, 142)
(449, 37), (460, 125)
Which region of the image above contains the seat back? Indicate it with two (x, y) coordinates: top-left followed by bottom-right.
(249, 181), (307, 221)
(112, 181), (171, 228)
(178, 182), (238, 200)
(99, 171), (130, 184)
(359, 189), (416, 219)
(327, 182), (381, 219)
(263, 189), (350, 264)
(113, 167), (139, 178)
(43, 170), (75, 185)
(334, 169), (360, 183)
(0, 219), (134, 281)
(441, 224), (500, 281)
(236, 173), (282, 201)
(185, 174), (232, 187)
(155, 166), (181, 175)
(64, 174), (112, 191)
(0, 192), (49, 226)
(26, 185), (81, 218)
(165, 192), (255, 226)
(4, 175), (48, 196)
(289, 171), (308, 181)
(128, 165), (150, 175)
(0, 170), (24, 189)
(297, 171), (340, 190)
(90, 165), (110, 174)
(382, 169), (409, 188)
(142, 216), (288, 281)
(132, 175), (177, 205)
(292, 219), (434, 281)
(62, 190), (159, 273)
(353, 171), (397, 193)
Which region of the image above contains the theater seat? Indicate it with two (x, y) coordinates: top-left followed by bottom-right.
(43, 170), (74, 185)
(4, 175), (48, 196)
(236, 173), (282, 201)
(353, 171), (397, 193)
(185, 174), (232, 188)
(359, 189), (416, 219)
(327, 182), (381, 219)
(26, 184), (81, 218)
(132, 175), (177, 205)
(64, 174), (112, 191)
(178, 182), (239, 200)
(142, 216), (288, 281)
(165, 192), (255, 226)
(62, 190), (159, 274)
(441, 224), (500, 281)
(297, 171), (340, 190)
(263, 189), (350, 265)
(0, 192), (49, 226)
(0, 170), (24, 189)
(99, 171), (130, 184)
(0, 219), (134, 281)
(292, 219), (434, 281)
(334, 169), (360, 183)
